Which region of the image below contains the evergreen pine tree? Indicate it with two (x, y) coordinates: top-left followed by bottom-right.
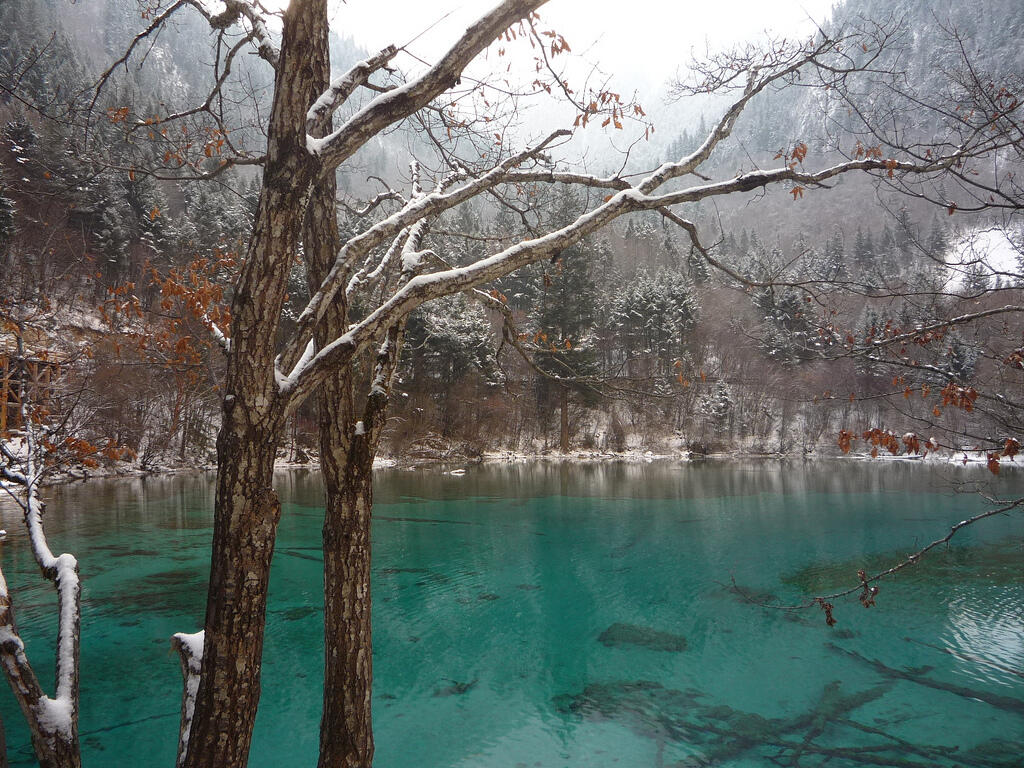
(0, 167), (15, 257)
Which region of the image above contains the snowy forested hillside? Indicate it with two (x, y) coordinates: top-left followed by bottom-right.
(2, 0), (1023, 470)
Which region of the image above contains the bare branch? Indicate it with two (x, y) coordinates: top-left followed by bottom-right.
(90, 0), (189, 114)
(814, 497), (1023, 604)
(308, 0), (548, 167)
(186, 0), (280, 66)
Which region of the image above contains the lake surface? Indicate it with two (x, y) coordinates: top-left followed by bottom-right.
(0, 461), (1022, 767)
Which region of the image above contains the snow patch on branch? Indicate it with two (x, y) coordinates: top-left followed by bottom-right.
(207, 318), (231, 353)
(192, 0), (227, 15)
(306, 80), (417, 156)
(37, 697), (74, 740)
(174, 630), (205, 661)
(401, 248), (429, 274)
(275, 338), (316, 394)
(306, 46), (399, 133)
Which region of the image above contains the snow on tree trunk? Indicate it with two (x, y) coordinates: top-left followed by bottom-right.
(171, 631), (204, 768)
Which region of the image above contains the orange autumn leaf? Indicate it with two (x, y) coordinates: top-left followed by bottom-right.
(987, 453), (1001, 475)
(1004, 438), (1020, 460)
(837, 430), (854, 454)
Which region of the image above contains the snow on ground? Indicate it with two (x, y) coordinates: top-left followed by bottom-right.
(480, 449), (689, 464)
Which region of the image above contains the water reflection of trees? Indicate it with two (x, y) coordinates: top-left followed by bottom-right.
(369, 460), (1018, 505)
(5, 460), (1013, 518)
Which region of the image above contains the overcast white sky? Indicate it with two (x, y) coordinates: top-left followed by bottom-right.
(327, 0), (839, 83)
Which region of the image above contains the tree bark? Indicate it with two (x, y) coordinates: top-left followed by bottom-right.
(182, 1), (325, 765)
(317, 323), (404, 767)
(289, 9), (377, 765)
(318, 446), (374, 768)
(183, 408), (283, 767)
(560, 386), (570, 452)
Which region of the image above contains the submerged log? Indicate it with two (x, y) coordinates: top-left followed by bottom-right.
(598, 623), (688, 651)
(433, 679), (478, 697)
(555, 676), (1003, 768)
(903, 636), (1024, 680)
(828, 643), (1024, 715)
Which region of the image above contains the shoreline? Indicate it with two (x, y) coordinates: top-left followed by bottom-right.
(5, 445), (1018, 492)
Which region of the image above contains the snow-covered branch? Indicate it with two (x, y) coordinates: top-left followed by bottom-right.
(654, 32), (874, 191)
(307, 0), (547, 167)
(306, 46), (399, 135)
(276, 129), (569, 376)
(0, 566), (60, 761)
(171, 631), (204, 768)
(846, 305), (1024, 354)
(206, 318), (232, 354)
(280, 146), (957, 411)
(0, 333), (81, 765)
(280, 23), (964, 400)
(345, 228), (410, 302)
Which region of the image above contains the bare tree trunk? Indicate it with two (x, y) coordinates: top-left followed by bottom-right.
(0, 713), (9, 768)
(560, 386), (570, 452)
(318, 323), (404, 765)
(313, 246), (410, 766)
(182, 0), (323, 763)
(287, 11), (377, 765)
(318, 447), (374, 768)
(184, 419), (283, 766)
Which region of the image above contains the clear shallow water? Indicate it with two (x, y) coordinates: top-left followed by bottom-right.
(0, 461), (1022, 767)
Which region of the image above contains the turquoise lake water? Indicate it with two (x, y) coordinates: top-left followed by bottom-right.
(0, 461), (1022, 767)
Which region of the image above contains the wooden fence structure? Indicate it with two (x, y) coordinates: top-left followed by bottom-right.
(0, 352), (61, 435)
